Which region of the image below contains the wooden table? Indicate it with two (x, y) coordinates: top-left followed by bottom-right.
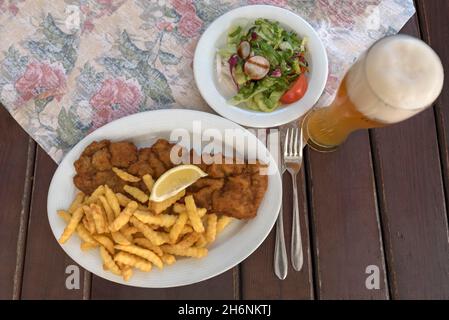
(1, 2), (448, 300)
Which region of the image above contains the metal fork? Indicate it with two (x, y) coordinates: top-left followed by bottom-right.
(284, 127), (304, 271)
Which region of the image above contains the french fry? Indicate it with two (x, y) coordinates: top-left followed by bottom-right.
(114, 252), (152, 272)
(121, 265), (133, 281)
(100, 246), (121, 276)
(184, 195), (204, 233)
(124, 185), (149, 203)
(138, 204), (149, 211)
(176, 232), (200, 248)
(173, 203), (206, 217)
(161, 245), (208, 258)
(99, 195), (115, 224)
(92, 185), (106, 198)
(169, 211), (188, 243)
(109, 201), (138, 232)
(112, 167), (141, 182)
(57, 210), (71, 222)
(121, 226), (139, 241)
(116, 193), (132, 207)
(159, 232), (171, 244)
(133, 210), (177, 227)
(150, 190), (186, 214)
(217, 216), (233, 234)
(82, 205), (96, 234)
(68, 193), (84, 213)
(179, 225), (194, 237)
(115, 245), (163, 269)
(197, 208), (207, 218)
(93, 235), (115, 255)
(76, 224), (97, 245)
(195, 234), (208, 248)
(85, 185), (105, 204)
(58, 207), (84, 244)
(81, 242), (98, 251)
(130, 216), (167, 246)
(205, 214), (218, 243)
(82, 217), (91, 233)
(142, 174), (154, 192)
(90, 203), (107, 234)
(161, 254), (176, 265)
(111, 231), (132, 245)
(105, 185), (121, 217)
(133, 238), (163, 257)
(172, 203), (185, 214)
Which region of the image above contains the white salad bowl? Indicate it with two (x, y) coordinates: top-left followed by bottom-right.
(194, 5), (328, 128)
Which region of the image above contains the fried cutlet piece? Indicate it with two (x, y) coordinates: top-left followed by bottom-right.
(188, 178), (225, 210)
(74, 140), (137, 194)
(128, 148), (154, 176)
(205, 160), (246, 178)
(249, 165), (268, 208)
(211, 168), (267, 219)
(73, 173), (96, 195)
(74, 155), (95, 175)
(211, 174), (253, 219)
(110, 142), (137, 168)
(93, 171), (127, 194)
(133, 145), (168, 179)
(188, 157), (268, 219)
(82, 140), (110, 156)
(148, 152), (167, 178)
(151, 139), (175, 169)
(91, 148), (112, 171)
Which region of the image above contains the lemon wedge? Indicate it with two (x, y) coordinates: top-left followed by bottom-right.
(149, 165), (207, 202)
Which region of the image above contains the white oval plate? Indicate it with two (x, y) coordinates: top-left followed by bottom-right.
(194, 5), (328, 128)
(47, 109), (282, 288)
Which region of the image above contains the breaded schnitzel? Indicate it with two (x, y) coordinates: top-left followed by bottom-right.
(73, 139), (268, 219)
(74, 139), (173, 194)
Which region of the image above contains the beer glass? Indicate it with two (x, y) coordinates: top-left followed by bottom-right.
(302, 34), (444, 152)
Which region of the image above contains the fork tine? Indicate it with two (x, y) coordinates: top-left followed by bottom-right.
(289, 127), (294, 156)
(294, 128), (299, 157)
(284, 128), (289, 157)
(299, 126), (304, 157)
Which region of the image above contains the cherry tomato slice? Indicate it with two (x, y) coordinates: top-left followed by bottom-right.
(280, 74), (308, 104)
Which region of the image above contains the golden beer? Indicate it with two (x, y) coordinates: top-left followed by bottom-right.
(303, 35), (444, 152)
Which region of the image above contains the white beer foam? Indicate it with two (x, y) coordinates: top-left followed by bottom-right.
(347, 35), (444, 124)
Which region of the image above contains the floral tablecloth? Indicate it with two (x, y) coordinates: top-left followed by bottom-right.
(0, 0), (415, 163)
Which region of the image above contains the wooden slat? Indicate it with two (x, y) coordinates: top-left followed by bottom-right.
(0, 107), (34, 299)
(21, 148), (87, 299)
(369, 12), (449, 299)
(418, 1), (449, 195)
(240, 171), (314, 299)
(306, 130), (389, 299)
(90, 269), (236, 299)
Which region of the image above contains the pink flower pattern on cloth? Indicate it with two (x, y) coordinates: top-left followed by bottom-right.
(90, 78), (142, 129)
(0, 0), (416, 163)
(15, 61), (66, 103)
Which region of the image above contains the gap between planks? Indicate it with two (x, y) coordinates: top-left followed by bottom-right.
(368, 131), (392, 299)
(302, 149), (318, 299)
(12, 139), (36, 300)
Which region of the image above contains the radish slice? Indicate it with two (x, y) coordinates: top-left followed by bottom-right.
(237, 41), (251, 59)
(244, 56), (270, 80)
